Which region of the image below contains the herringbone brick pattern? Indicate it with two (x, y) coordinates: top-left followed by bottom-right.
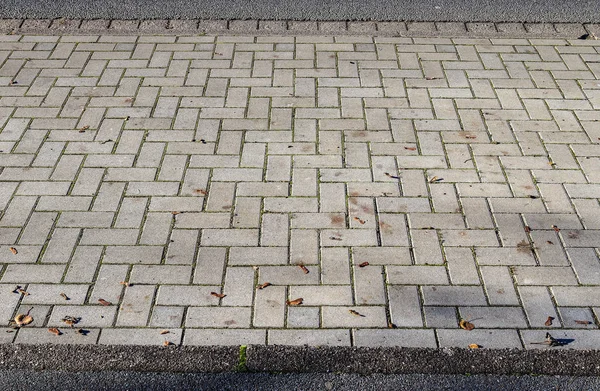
(1, 34), (600, 348)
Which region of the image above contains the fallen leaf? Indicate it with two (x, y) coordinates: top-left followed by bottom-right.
(62, 316), (80, 327)
(546, 240), (554, 245)
(17, 288), (29, 296)
(257, 282), (271, 290)
(160, 330), (170, 335)
(171, 211), (181, 215)
(545, 316), (554, 326)
(579, 32), (598, 40)
(358, 262), (370, 268)
(429, 176), (443, 183)
(124, 97), (134, 103)
(349, 309), (365, 317)
(14, 314), (33, 327)
(528, 195), (539, 199)
(79, 125), (90, 133)
(163, 341), (172, 346)
(287, 298), (303, 306)
(60, 293), (70, 300)
(459, 319), (475, 331)
(120, 281), (131, 287)
(9, 247), (17, 255)
(552, 225), (560, 232)
(425, 76), (437, 80)
(575, 320), (592, 325)
(388, 322), (397, 329)
(98, 298), (111, 306)
(194, 189), (208, 195)
(524, 226), (531, 233)
(329, 236), (342, 241)
(404, 146), (417, 151)
(298, 264), (310, 274)
(353, 217), (366, 225)
(211, 292), (226, 298)
(384, 172), (400, 180)
(48, 328), (62, 336)
(468, 344), (481, 349)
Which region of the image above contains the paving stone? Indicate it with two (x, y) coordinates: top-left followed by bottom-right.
(437, 329), (523, 349)
(186, 307), (251, 328)
(16, 327), (100, 345)
(354, 329), (437, 347)
(268, 330), (350, 346)
(98, 328), (182, 346)
(184, 329), (266, 346)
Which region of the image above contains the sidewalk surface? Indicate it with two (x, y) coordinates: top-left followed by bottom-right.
(0, 28), (600, 352)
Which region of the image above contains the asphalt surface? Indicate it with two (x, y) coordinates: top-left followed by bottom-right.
(1, 370), (599, 391)
(0, 0), (599, 23)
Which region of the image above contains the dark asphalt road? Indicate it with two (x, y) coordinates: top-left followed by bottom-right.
(0, 0), (599, 23)
(1, 370), (599, 391)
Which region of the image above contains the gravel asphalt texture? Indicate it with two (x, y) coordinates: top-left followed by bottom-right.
(0, 0), (599, 23)
(2, 370), (599, 391)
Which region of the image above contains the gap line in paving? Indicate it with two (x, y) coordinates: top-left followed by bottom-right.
(0, 33), (599, 350)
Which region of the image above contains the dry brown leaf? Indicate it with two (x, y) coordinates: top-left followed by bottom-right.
(62, 316), (80, 327)
(353, 217), (366, 225)
(60, 293), (70, 300)
(298, 264), (310, 274)
(384, 172), (400, 180)
(79, 125), (90, 132)
(120, 281), (131, 287)
(358, 262), (370, 268)
(404, 146), (417, 151)
(160, 330), (170, 335)
(530, 332), (563, 347)
(163, 341), (172, 346)
(17, 288), (29, 296)
(546, 240), (554, 245)
(257, 282), (271, 290)
(388, 322), (398, 329)
(524, 226), (531, 233)
(211, 292), (226, 298)
(575, 320), (592, 325)
(429, 176), (443, 183)
(465, 135), (477, 139)
(349, 309), (365, 317)
(287, 298), (303, 306)
(48, 328), (62, 336)
(124, 97), (134, 103)
(545, 316), (554, 326)
(98, 298), (111, 306)
(9, 247), (17, 255)
(468, 344), (481, 349)
(329, 236), (342, 241)
(194, 189), (208, 195)
(459, 319), (475, 331)
(171, 211), (181, 215)
(14, 314), (33, 326)
(552, 225), (560, 232)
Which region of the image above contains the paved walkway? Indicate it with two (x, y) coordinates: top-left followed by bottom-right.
(0, 32), (599, 350)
